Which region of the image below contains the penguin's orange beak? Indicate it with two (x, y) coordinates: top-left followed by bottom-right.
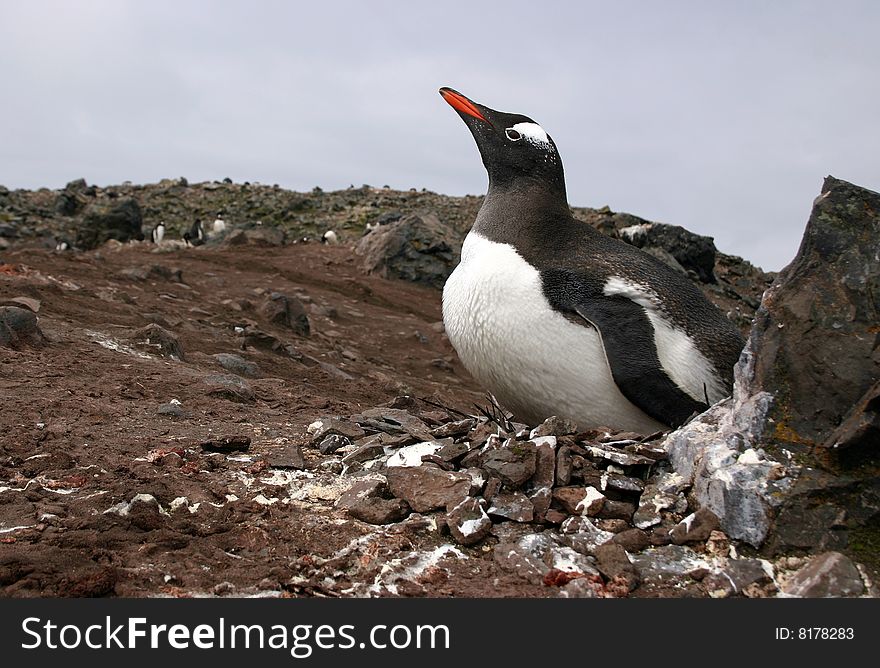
(439, 87), (487, 122)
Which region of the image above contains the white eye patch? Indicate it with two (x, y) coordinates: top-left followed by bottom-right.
(509, 122), (551, 149)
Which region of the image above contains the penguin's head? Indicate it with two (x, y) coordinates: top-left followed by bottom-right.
(439, 87), (564, 194)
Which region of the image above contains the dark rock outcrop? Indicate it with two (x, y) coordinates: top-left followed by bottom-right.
(665, 177), (880, 555)
(355, 212), (460, 289)
(76, 198), (143, 249)
(616, 218), (718, 283)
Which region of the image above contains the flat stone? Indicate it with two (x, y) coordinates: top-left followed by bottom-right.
(447, 497), (492, 546)
(335, 478), (387, 509)
(466, 421), (499, 447)
(267, 442), (305, 469)
(598, 471), (645, 494)
(597, 499), (636, 522)
(782, 551), (865, 598)
(430, 418), (477, 439)
(630, 545), (711, 588)
(494, 534), (554, 585)
(670, 508), (721, 545)
(611, 528), (651, 553)
(386, 466), (473, 513)
(341, 441), (385, 466)
(585, 443), (655, 467)
(552, 486), (605, 516)
(530, 416), (578, 438)
(480, 441), (537, 488)
(597, 519), (631, 533)
(724, 558), (774, 594)
(348, 497), (410, 525)
(200, 436), (251, 452)
(486, 491), (534, 522)
(203, 374), (254, 403)
(350, 408), (434, 441)
(212, 353), (259, 377)
(433, 440), (472, 463)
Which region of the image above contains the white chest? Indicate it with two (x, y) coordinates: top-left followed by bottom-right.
(442, 232), (665, 433)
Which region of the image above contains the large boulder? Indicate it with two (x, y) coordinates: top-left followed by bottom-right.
(355, 212), (460, 289)
(76, 198), (143, 249)
(616, 216), (718, 283)
(664, 177), (880, 554)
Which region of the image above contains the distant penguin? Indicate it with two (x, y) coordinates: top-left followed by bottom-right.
(321, 230), (339, 245)
(54, 238), (72, 251)
(213, 214), (226, 236)
(151, 221), (166, 244)
(364, 221), (379, 235)
(184, 219), (205, 246)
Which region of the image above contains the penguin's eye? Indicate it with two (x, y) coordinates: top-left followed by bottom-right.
(505, 128), (522, 141)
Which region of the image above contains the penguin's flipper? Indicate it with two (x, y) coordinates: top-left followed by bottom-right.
(542, 269), (705, 427)
(570, 297), (706, 427)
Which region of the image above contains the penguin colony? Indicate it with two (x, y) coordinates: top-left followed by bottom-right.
(439, 87), (744, 433)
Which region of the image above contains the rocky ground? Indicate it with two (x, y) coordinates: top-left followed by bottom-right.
(0, 179), (874, 598)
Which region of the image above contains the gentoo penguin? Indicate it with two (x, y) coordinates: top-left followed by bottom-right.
(321, 230), (339, 244)
(54, 238), (72, 251)
(183, 219), (204, 246)
(151, 221), (165, 244)
(212, 213), (226, 235)
(438, 87), (745, 433)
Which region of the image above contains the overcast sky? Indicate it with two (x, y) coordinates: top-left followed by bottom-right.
(2, 1), (877, 270)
